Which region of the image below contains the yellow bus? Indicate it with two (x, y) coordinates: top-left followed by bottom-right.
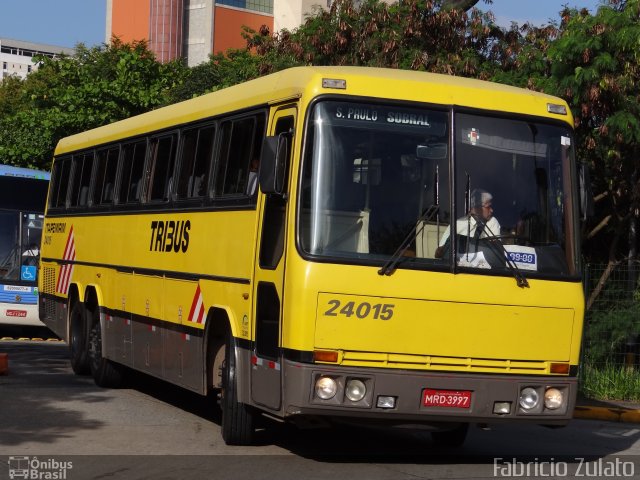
(39, 66), (584, 446)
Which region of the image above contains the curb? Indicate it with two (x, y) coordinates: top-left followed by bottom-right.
(574, 405), (640, 423)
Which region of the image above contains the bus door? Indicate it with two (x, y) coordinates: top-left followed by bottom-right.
(250, 106), (296, 411)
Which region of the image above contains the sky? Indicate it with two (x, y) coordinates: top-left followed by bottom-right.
(0, 0), (605, 50)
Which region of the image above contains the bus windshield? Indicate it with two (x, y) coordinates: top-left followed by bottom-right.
(0, 211), (44, 282)
(0, 165), (48, 284)
(299, 100), (579, 279)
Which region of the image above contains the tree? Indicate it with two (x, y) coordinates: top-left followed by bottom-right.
(532, 1), (640, 265)
(0, 39), (187, 169)
(167, 46), (261, 102)
(246, 0), (502, 77)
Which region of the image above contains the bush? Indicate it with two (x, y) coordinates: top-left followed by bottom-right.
(583, 303), (640, 367)
(580, 363), (640, 402)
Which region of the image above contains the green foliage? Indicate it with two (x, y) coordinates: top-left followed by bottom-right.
(583, 302), (640, 365)
(0, 39), (188, 169)
(0, 75), (25, 117)
(167, 47), (262, 102)
(246, 0), (504, 78)
(536, 1), (639, 261)
(580, 363), (640, 402)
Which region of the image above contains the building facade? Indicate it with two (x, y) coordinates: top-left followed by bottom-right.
(105, 0), (327, 67)
(1, 38), (74, 80)
(107, 0), (269, 67)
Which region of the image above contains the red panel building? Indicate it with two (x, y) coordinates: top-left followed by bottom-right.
(106, 0), (275, 65)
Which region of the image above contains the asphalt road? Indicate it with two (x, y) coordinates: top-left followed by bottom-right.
(1, 339), (640, 480)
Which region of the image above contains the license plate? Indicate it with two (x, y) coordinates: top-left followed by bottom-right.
(423, 389), (472, 408)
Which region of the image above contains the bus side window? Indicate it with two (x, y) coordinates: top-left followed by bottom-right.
(147, 134), (176, 202)
(49, 157), (70, 209)
(69, 154), (93, 207)
(119, 141), (147, 204)
(177, 125), (215, 200)
(247, 115), (266, 197)
(214, 114), (265, 197)
(93, 147), (119, 206)
(69, 152), (94, 208)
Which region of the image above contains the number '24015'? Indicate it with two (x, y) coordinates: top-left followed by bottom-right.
(324, 300), (395, 320)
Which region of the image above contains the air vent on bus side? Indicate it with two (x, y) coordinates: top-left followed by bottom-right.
(42, 267), (56, 295)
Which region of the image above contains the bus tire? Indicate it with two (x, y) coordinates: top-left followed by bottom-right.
(220, 332), (255, 445)
(431, 423), (469, 448)
(69, 301), (90, 375)
(88, 314), (123, 388)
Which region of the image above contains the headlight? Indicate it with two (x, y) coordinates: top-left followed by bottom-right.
(519, 387), (540, 410)
(315, 376), (337, 400)
(345, 379), (366, 402)
(544, 387), (564, 410)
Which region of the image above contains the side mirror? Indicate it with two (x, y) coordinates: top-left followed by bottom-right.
(579, 162), (594, 221)
(259, 133), (290, 195)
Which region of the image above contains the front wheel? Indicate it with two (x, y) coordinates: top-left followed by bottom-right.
(88, 313), (123, 388)
(220, 332), (256, 445)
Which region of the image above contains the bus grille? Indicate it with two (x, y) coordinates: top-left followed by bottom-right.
(42, 267), (56, 295)
(339, 351), (551, 375)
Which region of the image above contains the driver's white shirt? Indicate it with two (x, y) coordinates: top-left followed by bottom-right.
(438, 215), (501, 247)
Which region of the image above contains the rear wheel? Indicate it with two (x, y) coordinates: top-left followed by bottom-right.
(69, 301), (90, 375)
(220, 331), (256, 445)
(431, 423), (469, 448)
(88, 310), (123, 388)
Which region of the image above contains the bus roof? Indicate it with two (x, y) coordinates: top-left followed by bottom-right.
(0, 164), (50, 181)
(54, 66), (574, 156)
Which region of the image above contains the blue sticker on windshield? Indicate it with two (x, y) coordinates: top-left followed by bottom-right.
(21, 266), (37, 281)
(504, 246), (538, 271)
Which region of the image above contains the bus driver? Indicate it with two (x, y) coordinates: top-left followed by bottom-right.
(435, 189), (501, 259)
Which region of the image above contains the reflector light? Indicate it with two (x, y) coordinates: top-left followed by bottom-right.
(550, 363), (570, 374)
(493, 402), (511, 415)
(547, 103), (567, 115)
(376, 396), (396, 409)
(322, 78), (347, 89)
(314, 350), (339, 363)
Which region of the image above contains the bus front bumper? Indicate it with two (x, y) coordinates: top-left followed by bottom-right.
(280, 360), (577, 426)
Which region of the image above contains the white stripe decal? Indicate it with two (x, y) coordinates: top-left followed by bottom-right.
(57, 227), (76, 295)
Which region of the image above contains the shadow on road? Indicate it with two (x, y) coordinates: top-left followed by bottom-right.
(118, 365), (640, 462)
(2, 338), (639, 464)
(0, 341), (106, 448)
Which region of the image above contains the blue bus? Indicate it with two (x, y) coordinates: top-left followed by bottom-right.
(0, 165), (50, 327)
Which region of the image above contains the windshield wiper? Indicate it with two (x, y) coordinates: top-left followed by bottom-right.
(467, 214), (530, 288)
(378, 204), (439, 276)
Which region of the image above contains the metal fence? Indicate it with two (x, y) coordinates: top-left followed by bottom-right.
(583, 262), (640, 369)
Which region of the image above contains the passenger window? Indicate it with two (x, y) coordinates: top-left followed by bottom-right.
(148, 135), (176, 202)
(119, 141), (147, 204)
(49, 157), (72, 209)
(69, 153), (94, 207)
(177, 125), (215, 199)
(215, 114), (265, 197)
(93, 147), (119, 205)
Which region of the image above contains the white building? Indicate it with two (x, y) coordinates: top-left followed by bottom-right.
(1, 38), (74, 80)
